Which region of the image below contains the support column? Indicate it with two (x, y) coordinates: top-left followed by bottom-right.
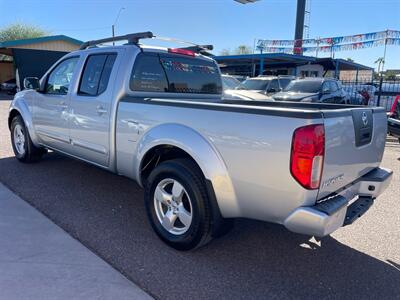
(335, 59), (340, 79)
(259, 55), (264, 76)
(355, 68), (359, 84)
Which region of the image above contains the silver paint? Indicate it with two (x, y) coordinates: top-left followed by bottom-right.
(8, 44), (391, 238)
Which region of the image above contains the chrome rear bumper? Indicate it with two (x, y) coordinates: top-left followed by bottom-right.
(284, 167), (393, 237)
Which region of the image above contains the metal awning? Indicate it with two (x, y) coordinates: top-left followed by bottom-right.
(316, 58), (374, 71)
(214, 53), (316, 68)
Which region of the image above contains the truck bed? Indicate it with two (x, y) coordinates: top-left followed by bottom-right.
(116, 96), (387, 222)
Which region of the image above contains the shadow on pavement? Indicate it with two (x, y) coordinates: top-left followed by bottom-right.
(0, 153), (398, 299)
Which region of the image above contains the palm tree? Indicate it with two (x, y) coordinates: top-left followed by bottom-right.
(234, 45), (252, 55)
(374, 57), (385, 75)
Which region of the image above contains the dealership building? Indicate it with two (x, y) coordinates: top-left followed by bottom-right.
(0, 35), (82, 87)
(214, 53), (374, 81)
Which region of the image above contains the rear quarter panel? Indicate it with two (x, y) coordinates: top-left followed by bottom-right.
(116, 100), (323, 223)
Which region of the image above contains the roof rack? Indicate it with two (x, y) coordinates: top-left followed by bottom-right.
(180, 45), (213, 51)
(79, 31), (154, 50)
(79, 32), (214, 56)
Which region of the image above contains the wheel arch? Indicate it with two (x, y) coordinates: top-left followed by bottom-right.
(9, 98), (40, 146)
(135, 123), (240, 218)
(8, 109), (21, 129)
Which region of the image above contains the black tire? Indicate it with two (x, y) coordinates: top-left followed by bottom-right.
(144, 158), (230, 250)
(10, 115), (46, 163)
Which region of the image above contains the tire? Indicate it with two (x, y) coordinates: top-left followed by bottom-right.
(10, 115), (46, 163)
(144, 158), (229, 250)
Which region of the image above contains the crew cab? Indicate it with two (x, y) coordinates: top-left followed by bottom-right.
(9, 32), (392, 250)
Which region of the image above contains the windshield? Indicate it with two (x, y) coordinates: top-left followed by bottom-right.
(222, 76), (241, 90)
(284, 80), (322, 93)
(238, 79), (270, 90)
(279, 78), (292, 89)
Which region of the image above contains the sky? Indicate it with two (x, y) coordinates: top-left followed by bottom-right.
(1, 0), (399, 70)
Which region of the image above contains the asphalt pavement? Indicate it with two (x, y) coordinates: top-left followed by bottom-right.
(0, 182), (152, 300)
(1, 97), (399, 299)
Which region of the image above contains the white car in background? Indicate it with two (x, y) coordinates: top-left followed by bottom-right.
(221, 74), (241, 90)
(222, 74), (273, 101)
(236, 75), (294, 96)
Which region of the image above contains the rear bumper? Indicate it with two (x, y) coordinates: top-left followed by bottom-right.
(284, 167), (393, 237)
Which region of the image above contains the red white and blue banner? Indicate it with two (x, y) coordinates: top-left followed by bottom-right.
(256, 30), (400, 54)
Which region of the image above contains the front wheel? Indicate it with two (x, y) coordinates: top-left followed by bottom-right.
(144, 158), (228, 250)
(10, 115), (46, 163)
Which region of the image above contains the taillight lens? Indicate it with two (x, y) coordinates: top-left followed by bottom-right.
(290, 124), (325, 189)
(168, 48), (196, 57)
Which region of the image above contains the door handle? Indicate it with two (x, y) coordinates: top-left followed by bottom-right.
(96, 105), (107, 115)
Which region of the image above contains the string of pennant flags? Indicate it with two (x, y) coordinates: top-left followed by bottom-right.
(256, 30), (400, 54)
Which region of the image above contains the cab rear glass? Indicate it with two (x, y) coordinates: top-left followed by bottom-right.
(130, 52), (222, 94)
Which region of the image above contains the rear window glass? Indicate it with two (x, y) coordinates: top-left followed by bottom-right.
(130, 52), (222, 94)
(130, 53), (168, 92)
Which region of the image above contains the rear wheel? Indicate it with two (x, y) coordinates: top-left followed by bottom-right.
(10, 116), (46, 163)
(144, 158), (231, 250)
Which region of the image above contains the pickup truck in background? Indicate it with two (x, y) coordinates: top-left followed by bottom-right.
(9, 32), (392, 250)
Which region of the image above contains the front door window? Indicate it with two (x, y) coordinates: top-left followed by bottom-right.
(46, 57), (79, 95)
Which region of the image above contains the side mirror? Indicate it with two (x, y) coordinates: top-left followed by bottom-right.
(23, 77), (40, 90)
(322, 88), (330, 95)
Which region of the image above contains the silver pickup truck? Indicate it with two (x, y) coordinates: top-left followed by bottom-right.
(9, 32), (392, 250)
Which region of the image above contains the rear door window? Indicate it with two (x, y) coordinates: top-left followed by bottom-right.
(98, 54), (117, 94)
(79, 53), (117, 96)
(130, 52), (222, 94)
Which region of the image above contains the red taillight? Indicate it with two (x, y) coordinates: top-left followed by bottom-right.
(290, 124), (325, 190)
(168, 48), (196, 57)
